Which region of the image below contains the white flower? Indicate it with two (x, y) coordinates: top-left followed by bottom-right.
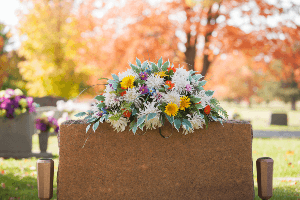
(145, 74), (164, 89)
(137, 101), (163, 130)
(162, 90), (181, 106)
(194, 90), (212, 107)
(0, 90), (5, 98)
(182, 113), (205, 135)
(124, 87), (139, 102)
(56, 100), (65, 111)
(103, 92), (117, 107)
(171, 67), (191, 93)
(14, 89), (23, 96)
(118, 68), (138, 81)
(108, 116), (129, 132)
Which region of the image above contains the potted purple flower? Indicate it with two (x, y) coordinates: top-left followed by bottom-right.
(0, 88), (38, 120)
(0, 88), (39, 158)
(35, 112), (59, 153)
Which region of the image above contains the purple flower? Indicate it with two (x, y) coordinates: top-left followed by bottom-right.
(139, 72), (148, 80)
(186, 84), (192, 92)
(139, 84), (149, 94)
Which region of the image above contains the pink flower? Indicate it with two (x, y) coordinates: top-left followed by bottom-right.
(186, 84), (192, 92)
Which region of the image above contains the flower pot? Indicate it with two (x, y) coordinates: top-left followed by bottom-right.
(256, 157), (274, 200)
(57, 120), (255, 200)
(0, 112), (35, 158)
(37, 158), (54, 200)
(39, 132), (50, 153)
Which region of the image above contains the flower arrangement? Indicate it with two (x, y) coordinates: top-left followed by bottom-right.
(35, 111), (59, 134)
(0, 88), (38, 120)
(75, 57), (228, 136)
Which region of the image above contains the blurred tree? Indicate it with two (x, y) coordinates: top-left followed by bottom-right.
(17, 0), (101, 99)
(257, 59), (300, 110)
(204, 52), (266, 108)
(0, 23), (12, 89)
(0, 50), (29, 96)
(99, 0), (300, 79)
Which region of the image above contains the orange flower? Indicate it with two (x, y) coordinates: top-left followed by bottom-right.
(204, 105), (211, 114)
(167, 66), (176, 73)
(196, 101), (201, 104)
(123, 110), (131, 118)
(165, 80), (174, 89)
(120, 91), (126, 96)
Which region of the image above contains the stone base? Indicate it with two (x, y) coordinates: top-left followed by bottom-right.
(0, 151), (53, 159)
(57, 120), (255, 200)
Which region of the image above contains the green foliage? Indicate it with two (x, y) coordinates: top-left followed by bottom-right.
(17, 0), (95, 99)
(210, 98), (228, 119)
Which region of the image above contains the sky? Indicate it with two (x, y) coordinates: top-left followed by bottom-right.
(1, 0), (300, 52)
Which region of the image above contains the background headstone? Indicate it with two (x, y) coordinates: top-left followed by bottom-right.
(270, 113), (288, 126)
(33, 96), (67, 107)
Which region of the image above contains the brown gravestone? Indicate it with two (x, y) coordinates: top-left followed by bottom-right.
(33, 96), (67, 107)
(57, 120), (255, 200)
(270, 113), (288, 126)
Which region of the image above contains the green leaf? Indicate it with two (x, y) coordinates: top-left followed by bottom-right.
(112, 82), (118, 90)
(87, 117), (97, 123)
(174, 119), (181, 131)
(162, 60), (169, 71)
(84, 115), (92, 120)
(109, 113), (121, 121)
(193, 74), (203, 81)
(182, 119), (192, 130)
(205, 90), (214, 97)
(136, 57), (142, 67)
(112, 74), (119, 81)
(132, 108), (137, 116)
(131, 122), (138, 134)
(74, 112), (86, 117)
(107, 79), (115, 84)
(100, 116), (105, 122)
(95, 95), (105, 102)
(130, 63), (140, 74)
(147, 113), (157, 121)
(139, 122), (145, 130)
(151, 62), (159, 72)
(158, 88), (165, 92)
(137, 115), (147, 127)
(204, 115), (209, 130)
(195, 104), (204, 109)
(141, 61), (148, 70)
(93, 121), (100, 132)
(86, 124), (91, 133)
(97, 103), (105, 109)
(198, 80), (207, 86)
(189, 70), (197, 76)
(191, 96), (202, 103)
(165, 113), (174, 124)
(157, 57), (163, 68)
(197, 86), (204, 90)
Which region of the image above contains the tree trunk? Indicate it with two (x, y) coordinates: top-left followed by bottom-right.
(201, 54), (211, 78)
(184, 32), (197, 72)
(291, 96), (296, 111)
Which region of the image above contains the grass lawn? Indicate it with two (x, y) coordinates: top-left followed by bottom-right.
(219, 100), (300, 132)
(0, 134), (300, 199)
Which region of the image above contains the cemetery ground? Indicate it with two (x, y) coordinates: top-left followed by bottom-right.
(0, 100), (300, 199)
(0, 135), (300, 199)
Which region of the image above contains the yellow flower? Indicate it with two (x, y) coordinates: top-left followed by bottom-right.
(120, 75), (135, 89)
(179, 96), (191, 111)
(165, 102), (179, 117)
(155, 71), (169, 78)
